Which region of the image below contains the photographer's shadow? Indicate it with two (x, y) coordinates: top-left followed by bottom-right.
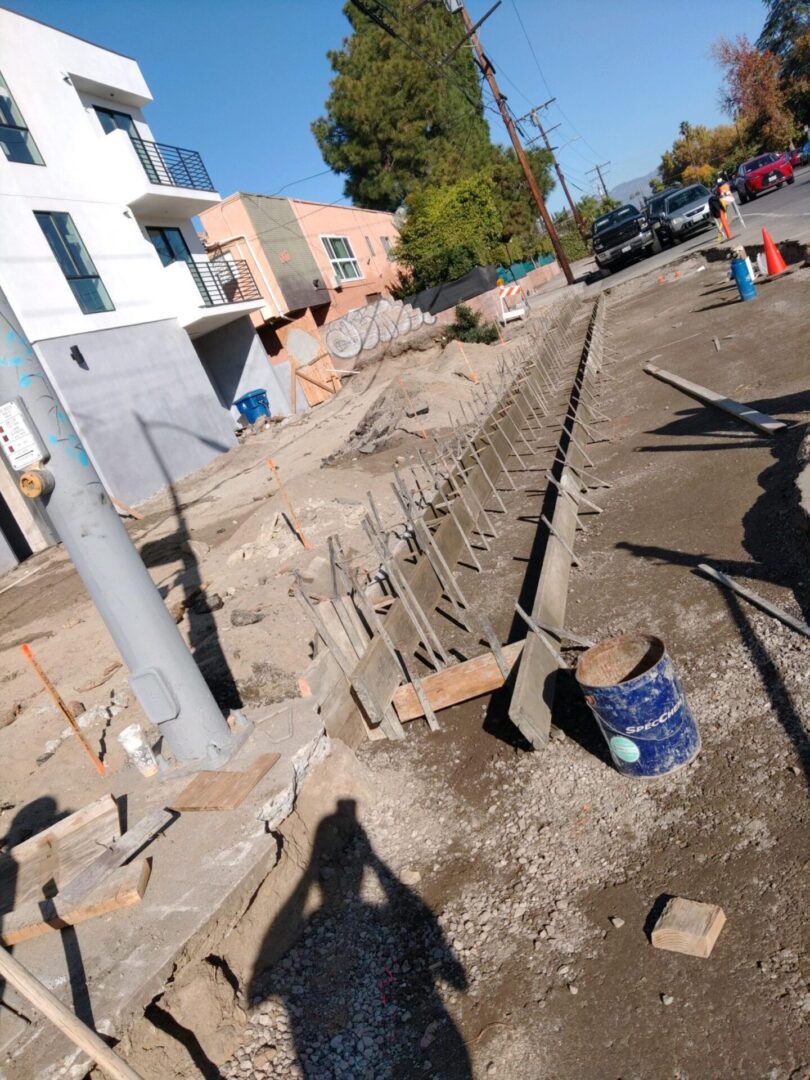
(249, 799), (472, 1078)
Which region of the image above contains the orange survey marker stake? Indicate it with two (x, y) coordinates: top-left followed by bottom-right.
(21, 644), (106, 776)
(266, 458), (313, 550)
(719, 209), (732, 240)
(456, 341), (479, 384)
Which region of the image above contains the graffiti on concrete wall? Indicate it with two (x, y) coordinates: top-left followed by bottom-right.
(323, 298), (436, 361)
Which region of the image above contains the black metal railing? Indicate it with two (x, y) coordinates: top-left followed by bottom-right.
(130, 137), (215, 192)
(187, 259), (262, 307)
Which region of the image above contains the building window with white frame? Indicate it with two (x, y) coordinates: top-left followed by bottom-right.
(380, 235), (395, 260)
(0, 71), (44, 165)
(322, 236), (362, 283)
(35, 211), (114, 315)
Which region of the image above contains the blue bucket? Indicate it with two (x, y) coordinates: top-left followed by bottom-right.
(234, 388), (270, 424)
(730, 257), (757, 302)
(576, 634), (700, 779)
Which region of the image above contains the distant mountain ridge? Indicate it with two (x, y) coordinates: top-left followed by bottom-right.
(609, 169), (659, 206)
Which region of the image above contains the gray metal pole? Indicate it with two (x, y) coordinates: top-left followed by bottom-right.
(0, 291), (237, 766)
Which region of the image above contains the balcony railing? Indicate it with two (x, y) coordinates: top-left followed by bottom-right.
(188, 259), (262, 307)
(130, 137), (215, 192)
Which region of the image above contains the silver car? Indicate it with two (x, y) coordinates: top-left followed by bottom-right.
(660, 184), (713, 241)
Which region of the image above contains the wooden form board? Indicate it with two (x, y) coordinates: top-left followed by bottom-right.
(0, 795), (120, 910)
(169, 752), (280, 811)
(643, 363), (786, 435)
(509, 299), (601, 747)
(0, 859), (151, 946)
(297, 355), (342, 406)
(350, 392), (529, 728)
(392, 640), (524, 721)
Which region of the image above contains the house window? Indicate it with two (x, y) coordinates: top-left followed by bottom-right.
(365, 235), (375, 257)
(146, 225), (192, 267)
(95, 107), (160, 183)
(381, 236), (394, 259)
(322, 236), (362, 283)
(0, 71), (44, 165)
(34, 211), (114, 315)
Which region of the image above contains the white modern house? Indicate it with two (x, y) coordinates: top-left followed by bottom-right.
(0, 7), (292, 570)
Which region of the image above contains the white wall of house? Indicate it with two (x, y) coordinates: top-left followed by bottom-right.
(0, 9), (274, 518)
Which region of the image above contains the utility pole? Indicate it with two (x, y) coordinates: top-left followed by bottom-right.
(524, 102), (587, 238)
(455, 2), (574, 285)
(0, 291), (246, 770)
(587, 162), (611, 200)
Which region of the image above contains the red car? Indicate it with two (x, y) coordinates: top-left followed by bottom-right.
(784, 148), (802, 168)
(733, 152), (794, 203)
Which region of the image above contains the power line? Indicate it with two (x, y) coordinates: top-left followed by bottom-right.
(269, 168), (334, 197)
(509, 0), (605, 163)
(455, 2), (573, 284)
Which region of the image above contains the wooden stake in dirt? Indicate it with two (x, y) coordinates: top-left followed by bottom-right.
(21, 644), (105, 776)
(266, 458), (313, 549)
(456, 341), (479, 384)
(0, 946), (144, 1080)
(644, 363), (787, 435)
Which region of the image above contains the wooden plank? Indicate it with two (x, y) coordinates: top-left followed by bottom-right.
(0, 796), (120, 909)
(0, 858), (151, 946)
(110, 496), (144, 521)
(168, 752), (281, 811)
(651, 896), (727, 958)
(392, 640), (524, 721)
(0, 941), (145, 1080)
(21, 644), (106, 776)
(644, 363), (787, 435)
(59, 807), (175, 906)
(509, 302), (598, 747)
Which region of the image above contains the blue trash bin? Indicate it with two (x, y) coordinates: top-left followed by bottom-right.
(576, 634), (700, 779)
(234, 389), (270, 425)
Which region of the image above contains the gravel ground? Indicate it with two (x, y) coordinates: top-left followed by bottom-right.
(222, 262), (808, 1079)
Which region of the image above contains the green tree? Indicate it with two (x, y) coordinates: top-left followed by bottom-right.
(392, 174), (503, 293)
(312, 0), (492, 210)
(487, 145), (555, 261)
(658, 120), (753, 185)
(712, 34), (800, 147)
(757, 1), (810, 124)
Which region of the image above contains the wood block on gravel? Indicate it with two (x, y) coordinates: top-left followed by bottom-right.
(652, 896), (726, 958)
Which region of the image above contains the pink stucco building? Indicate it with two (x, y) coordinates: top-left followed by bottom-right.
(199, 194), (401, 394)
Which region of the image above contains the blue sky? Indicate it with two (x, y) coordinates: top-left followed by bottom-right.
(9, 0), (768, 212)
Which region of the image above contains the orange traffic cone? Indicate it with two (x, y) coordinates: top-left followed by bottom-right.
(762, 228), (787, 276)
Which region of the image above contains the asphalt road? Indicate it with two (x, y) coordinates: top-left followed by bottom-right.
(577, 165), (810, 293)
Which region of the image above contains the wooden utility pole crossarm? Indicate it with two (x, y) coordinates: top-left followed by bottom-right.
(457, 2), (575, 285)
(532, 112), (587, 237)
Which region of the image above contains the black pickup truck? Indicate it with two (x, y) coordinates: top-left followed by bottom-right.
(591, 204), (654, 273)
